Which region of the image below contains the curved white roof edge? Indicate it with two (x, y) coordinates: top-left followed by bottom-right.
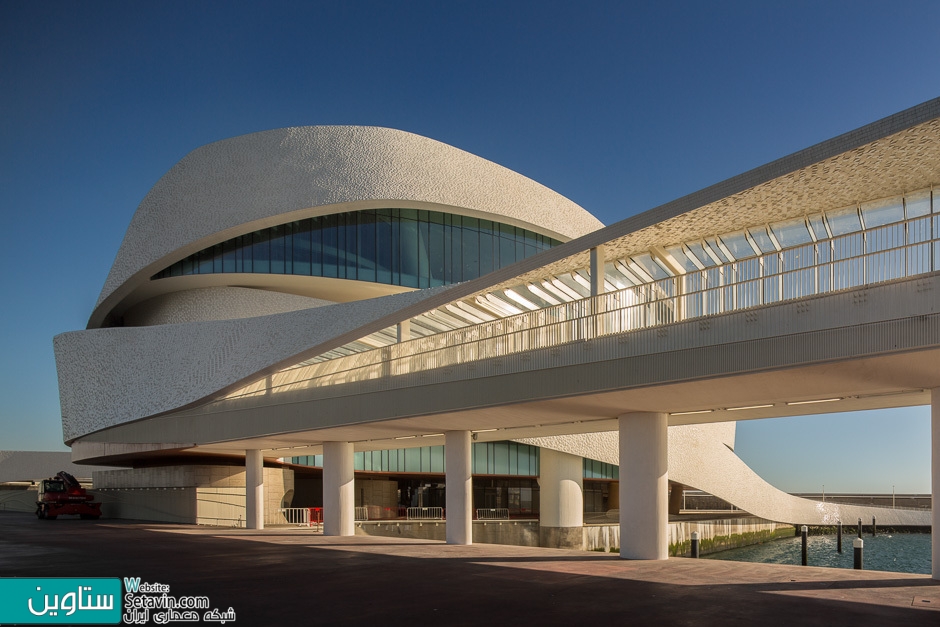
(91, 125), (603, 328)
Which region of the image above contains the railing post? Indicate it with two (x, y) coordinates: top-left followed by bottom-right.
(837, 520), (842, 553)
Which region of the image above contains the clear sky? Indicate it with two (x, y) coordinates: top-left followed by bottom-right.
(0, 1), (935, 492)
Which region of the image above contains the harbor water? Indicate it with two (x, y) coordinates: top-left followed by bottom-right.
(703, 532), (931, 575)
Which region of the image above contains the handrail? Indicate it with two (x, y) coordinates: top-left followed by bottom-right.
(222, 213), (939, 401)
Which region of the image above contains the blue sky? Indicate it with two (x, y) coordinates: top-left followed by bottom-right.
(0, 1), (935, 492)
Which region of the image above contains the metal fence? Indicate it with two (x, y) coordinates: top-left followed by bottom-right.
(476, 508), (509, 520)
(222, 213), (939, 400)
(407, 506), (444, 520)
(266, 507), (323, 530)
(354, 506), (369, 521)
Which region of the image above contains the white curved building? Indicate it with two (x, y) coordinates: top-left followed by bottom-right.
(56, 104), (939, 575)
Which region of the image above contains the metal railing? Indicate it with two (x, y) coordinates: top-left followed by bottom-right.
(407, 506), (444, 520)
(354, 506), (369, 521)
(476, 508), (509, 520)
(222, 213), (939, 401)
(268, 507), (323, 529)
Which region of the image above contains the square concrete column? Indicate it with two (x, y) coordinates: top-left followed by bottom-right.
(933, 389), (939, 580)
(445, 430), (472, 545)
(618, 412), (668, 560)
(539, 448), (583, 549)
(323, 441), (355, 536)
(245, 449), (264, 530)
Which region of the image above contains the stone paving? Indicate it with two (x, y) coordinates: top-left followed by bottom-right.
(1, 513), (936, 625)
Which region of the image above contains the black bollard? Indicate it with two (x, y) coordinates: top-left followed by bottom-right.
(691, 531), (700, 558)
(837, 521), (842, 553)
(853, 537), (864, 570)
(871, 516), (876, 536)
(857, 518), (862, 539)
(801, 525), (808, 566)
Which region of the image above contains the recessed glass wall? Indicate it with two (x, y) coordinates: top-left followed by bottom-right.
(290, 444), (623, 480)
(154, 208), (562, 288)
(290, 441), (540, 476)
(583, 458), (619, 480)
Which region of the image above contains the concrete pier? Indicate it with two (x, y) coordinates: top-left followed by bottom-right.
(323, 441), (354, 536)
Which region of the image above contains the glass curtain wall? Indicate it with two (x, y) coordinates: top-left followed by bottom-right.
(154, 208), (561, 288)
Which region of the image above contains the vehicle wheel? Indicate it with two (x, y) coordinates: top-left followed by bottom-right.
(45, 514), (57, 520)
(80, 514), (98, 520)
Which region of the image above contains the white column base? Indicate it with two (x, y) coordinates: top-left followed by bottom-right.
(323, 441), (355, 536)
(618, 412), (668, 560)
(539, 448), (584, 549)
(445, 430), (472, 545)
(246, 449), (264, 530)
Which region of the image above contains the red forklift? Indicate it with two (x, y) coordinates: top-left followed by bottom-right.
(35, 471), (101, 520)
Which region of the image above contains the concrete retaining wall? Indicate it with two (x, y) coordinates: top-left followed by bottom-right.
(90, 465), (293, 525)
(583, 518), (795, 555)
(355, 520), (540, 546)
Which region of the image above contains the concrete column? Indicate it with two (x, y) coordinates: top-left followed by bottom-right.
(608, 481), (620, 510)
(245, 449), (264, 530)
(618, 412), (668, 560)
(445, 430), (472, 544)
(397, 320), (411, 343)
(590, 245), (606, 297)
(933, 389), (939, 580)
(668, 482), (685, 515)
(323, 441), (355, 536)
(539, 448), (584, 549)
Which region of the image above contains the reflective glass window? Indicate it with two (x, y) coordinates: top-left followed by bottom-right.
(631, 253), (670, 280)
(825, 206), (862, 236)
(704, 238), (731, 263)
(685, 241), (717, 267)
(665, 246), (700, 272)
(808, 215), (829, 241)
(718, 231), (757, 260)
(770, 218), (813, 248)
(270, 225), (286, 274)
(746, 226), (776, 254)
(905, 189), (931, 218)
(153, 208), (565, 287)
(860, 196), (904, 228)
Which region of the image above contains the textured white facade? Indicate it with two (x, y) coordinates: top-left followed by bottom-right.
(54, 106), (938, 552)
(92, 125), (602, 328)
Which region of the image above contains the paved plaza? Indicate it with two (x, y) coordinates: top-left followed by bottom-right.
(1, 513), (936, 625)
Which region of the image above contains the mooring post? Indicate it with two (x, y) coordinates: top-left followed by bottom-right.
(801, 525), (808, 566)
(837, 520), (842, 553)
(853, 537), (864, 570)
(691, 531), (699, 558)
(857, 518), (862, 539)
(871, 516), (876, 536)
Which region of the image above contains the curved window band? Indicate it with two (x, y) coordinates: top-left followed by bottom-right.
(153, 208), (562, 288)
